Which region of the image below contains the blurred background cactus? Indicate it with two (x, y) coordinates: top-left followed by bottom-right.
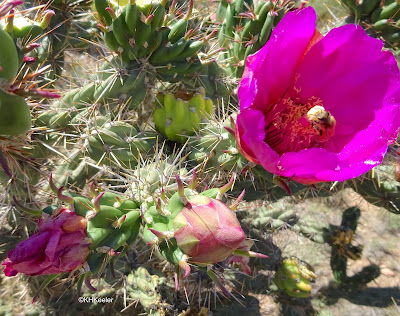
(1, 0), (400, 315)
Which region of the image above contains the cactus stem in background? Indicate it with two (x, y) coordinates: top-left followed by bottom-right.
(230, 189), (245, 210)
(129, 0), (136, 5)
(32, 274), (60, 303)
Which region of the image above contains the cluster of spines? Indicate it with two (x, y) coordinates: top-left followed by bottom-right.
(350, 164), (400, 214)
(153, 89), (213, 143)
(85, 120), (156, 169)
(341, 0), (400, 48)
(35, 61), (149, 132)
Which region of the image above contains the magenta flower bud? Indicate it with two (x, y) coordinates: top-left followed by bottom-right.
(235, 7), (400, 184)
(173, 195), (246, 264)
(22, 43), (41, 54)
(23, 56), (36, 63)
(2, 208), (90, 276)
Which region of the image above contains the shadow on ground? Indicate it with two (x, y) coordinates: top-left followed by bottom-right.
(319, 281), (400, 308)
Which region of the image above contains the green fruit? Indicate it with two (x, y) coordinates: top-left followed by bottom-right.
(0, 91), (31, 135)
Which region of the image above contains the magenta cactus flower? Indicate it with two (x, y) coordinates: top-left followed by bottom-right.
(235, 7), (400, 184)
(173, 195), (246, 264)
(2, 208), (90, 276)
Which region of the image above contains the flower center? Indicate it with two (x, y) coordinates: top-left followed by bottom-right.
(264, 96), (336, 155)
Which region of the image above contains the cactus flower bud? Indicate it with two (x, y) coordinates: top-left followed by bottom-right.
(2, 208), (90, 276)
(173, 195), (246, 264)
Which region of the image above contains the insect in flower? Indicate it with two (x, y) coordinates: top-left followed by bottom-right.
(305, 105), (336, 141)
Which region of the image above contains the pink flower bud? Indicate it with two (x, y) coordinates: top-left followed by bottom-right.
(173, 195), (246, 264)
(2, 208), (90, 276)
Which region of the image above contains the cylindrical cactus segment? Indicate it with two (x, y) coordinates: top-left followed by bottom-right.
(0, 27), (19, 81)
(350, 165), (400, 214)
(0, 90), (31, 136)
(188, 115), (248, 172)
(126, 266), (165, 316)
(154, 89), (213, 143)
(86, 121), (156, 168)
(274, 257), (317, 298)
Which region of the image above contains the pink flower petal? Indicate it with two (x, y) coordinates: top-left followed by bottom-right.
(236, 108), (280, 173)
(278, 148), (340, 183)
(238, 7), (318, 111)
(2, 208), (90, 276)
